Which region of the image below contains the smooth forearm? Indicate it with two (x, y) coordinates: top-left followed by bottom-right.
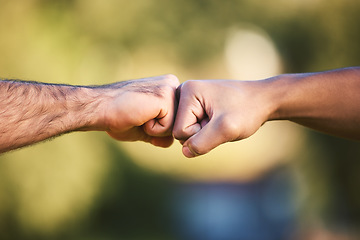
(0, 80), (108, 153)
(266, 67), (360, 139)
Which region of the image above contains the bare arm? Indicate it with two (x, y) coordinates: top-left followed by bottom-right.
(0, 74), (179, 153)
(173, 67), (360, 157)
(270, 67), (360, 139)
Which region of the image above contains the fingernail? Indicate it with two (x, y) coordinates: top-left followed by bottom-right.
(183, 146), (196, 158)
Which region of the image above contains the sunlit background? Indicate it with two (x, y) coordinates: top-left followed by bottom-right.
(1, 0), (360, 239)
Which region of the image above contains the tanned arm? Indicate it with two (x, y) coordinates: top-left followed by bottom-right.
(173, 67), (360, 157)
(0, 74), (179, 153)
(269, 67), (360, 139)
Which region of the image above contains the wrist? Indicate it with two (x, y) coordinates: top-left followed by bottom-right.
(237, 77), (288, 123)
(265, 73), (308, 121)
(263, 75), (288, 121)
(71, 86), (115, 132)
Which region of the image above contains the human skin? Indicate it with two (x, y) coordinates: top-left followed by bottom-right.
(173, 67), (360, 158)
(0, 74), (179, 153)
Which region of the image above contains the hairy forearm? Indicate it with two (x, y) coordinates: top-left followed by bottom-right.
(0, 80), (108, 153)
(267, 66), (360, 139)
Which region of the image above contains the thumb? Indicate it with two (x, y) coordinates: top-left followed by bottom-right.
(182, 116), (231, 158)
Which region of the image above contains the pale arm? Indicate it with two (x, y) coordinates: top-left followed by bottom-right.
(0, 74), (179, 153)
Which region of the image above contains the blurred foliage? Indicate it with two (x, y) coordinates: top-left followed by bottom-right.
(0, 137), (175, 240)
(0, 0), (360, 239)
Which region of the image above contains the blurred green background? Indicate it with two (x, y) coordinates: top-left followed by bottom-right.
(1, 0), (360, 239)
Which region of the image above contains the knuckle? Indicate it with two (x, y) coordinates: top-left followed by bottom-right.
(173, 123), (201, 141)
(178, 80), (199, 96)
(146, 122), (171, 137)
(143, 121), (155, 134)
(182, 80), (197, 89)
(173, 127), (188, 140)
(165, 73), (177, 80)
(164, 74), (180, 85)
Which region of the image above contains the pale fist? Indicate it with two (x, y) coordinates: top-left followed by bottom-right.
(103, 74), (180, 147)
